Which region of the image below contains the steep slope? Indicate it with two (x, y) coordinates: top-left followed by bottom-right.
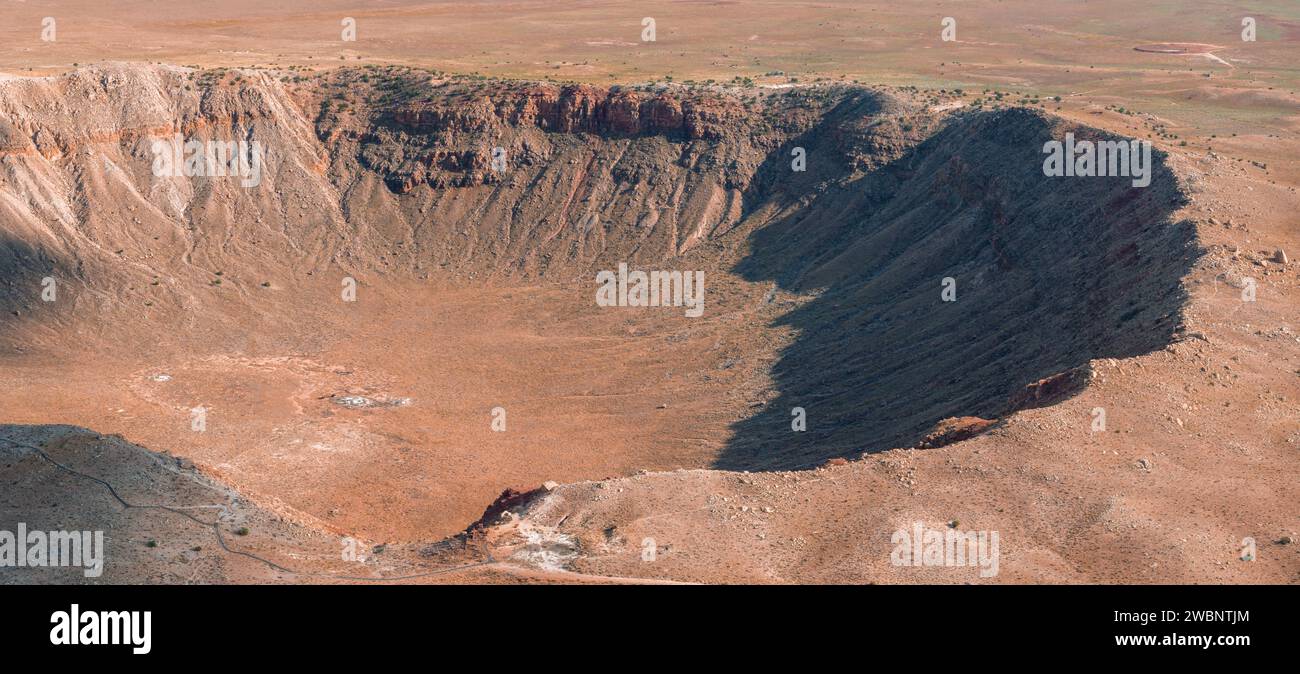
(723, 108), (1197, 468)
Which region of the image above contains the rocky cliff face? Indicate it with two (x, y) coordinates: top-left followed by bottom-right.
(390, 84), (723, 138)
(370, 83), (755, 192)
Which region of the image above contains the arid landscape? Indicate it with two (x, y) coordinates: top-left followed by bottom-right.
(1, 1), (1297, 585)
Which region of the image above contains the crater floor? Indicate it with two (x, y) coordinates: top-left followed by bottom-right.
(2, 279), (788, 540)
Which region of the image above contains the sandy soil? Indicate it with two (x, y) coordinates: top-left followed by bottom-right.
(3, 278), (785, 542)
(0, 1), (1296, 584)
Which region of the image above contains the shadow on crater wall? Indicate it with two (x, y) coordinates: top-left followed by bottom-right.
(0, 235), (73, 350)
(718, 108), (1201, 470)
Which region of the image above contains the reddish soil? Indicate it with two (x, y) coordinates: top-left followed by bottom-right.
(0, 1), (1297, 585)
